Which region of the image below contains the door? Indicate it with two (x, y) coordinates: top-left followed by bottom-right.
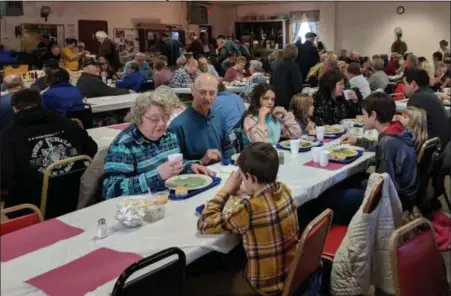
(78, 20), (108, 55)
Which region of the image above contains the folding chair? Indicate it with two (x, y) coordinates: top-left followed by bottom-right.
(322, 177), (384, 261)
(66, 103), (93, 129)
(416, 137), (441, 215)
(40, 155), (92, 219)
(282, 209), (333, 296)
(111, 247), (186, 296)
(1, 204), (43, 235)
(389, 218), (449, 296)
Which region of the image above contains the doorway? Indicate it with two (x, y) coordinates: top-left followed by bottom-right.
(78, 20), (108, 54)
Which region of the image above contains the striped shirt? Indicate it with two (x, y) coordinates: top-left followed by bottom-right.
(198, 182), (300, 295)
(103, 124), (192, 199)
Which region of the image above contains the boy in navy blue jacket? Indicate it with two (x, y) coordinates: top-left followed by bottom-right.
(115, 62), (146, 92)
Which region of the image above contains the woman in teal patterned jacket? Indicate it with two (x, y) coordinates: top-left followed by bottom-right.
(103, 91), (214, 199)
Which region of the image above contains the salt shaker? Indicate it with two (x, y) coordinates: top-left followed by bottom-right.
(278, 151), (285, 165)
(97, 218), (108, 239)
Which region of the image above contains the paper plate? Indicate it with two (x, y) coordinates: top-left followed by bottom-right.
(165, 174), (213, 190)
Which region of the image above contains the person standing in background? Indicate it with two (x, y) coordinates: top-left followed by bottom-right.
(96, 31), (122, 71)
(295, 32), (320, 81)
(187, 33), (204, 59)
(160, 33), (183, 70)
(439, 40), (450, 57)
(62, 39), (86, 71)
(216, 35), (241, 65)
(200, 32), (210, 57)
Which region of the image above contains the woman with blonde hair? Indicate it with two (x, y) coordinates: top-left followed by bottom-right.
(306, 62), (325, 87)
(153, 85), (186, 125)
(399, 106), (428, 154)
(289, 93), (315, 134)
(103, 91), (211, 199)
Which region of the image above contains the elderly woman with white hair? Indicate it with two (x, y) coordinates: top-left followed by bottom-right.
(96, 30), (122, 71)
(124, 52), (152, 79)
(243, 60), (267, 97)
(103, 91), (214, 199)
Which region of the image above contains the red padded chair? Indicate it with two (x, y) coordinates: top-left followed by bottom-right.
(282, 209), (333, 296)
(322, 178), (384, 261)
(0, 204), (43, 236)
(389, 218), (449, 296)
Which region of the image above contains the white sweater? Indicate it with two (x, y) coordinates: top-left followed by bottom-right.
(349, 75), (372, 99)
(331, 173), (403, 296)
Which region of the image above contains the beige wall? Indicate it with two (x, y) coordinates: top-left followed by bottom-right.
(2, 1), (449, 59)
(335, 2), (450, 58)
(1, 1), (188, 50)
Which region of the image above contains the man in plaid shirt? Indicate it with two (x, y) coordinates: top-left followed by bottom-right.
(196, 142), (300, 295)
(169, 58), (198, 88)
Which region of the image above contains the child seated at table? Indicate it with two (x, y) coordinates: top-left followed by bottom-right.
(196, 142), (300, 295)
(398, 106), (428, 154)
(243, 83), (301, 146)
(301, 92), (419, 226)
(289, 93), (316, 135)
(115, 62), (146, 92)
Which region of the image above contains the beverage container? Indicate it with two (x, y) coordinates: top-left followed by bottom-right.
(312, 147), (324, 163)
(320, 151), (330, 167)
(290, 139), (299, 155)
(316, 126), (325, 141)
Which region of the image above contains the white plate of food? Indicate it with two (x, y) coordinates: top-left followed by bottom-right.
(324, 125), (345, 134)
(165, 174), (213, 191)
(278, 140), (314, 149)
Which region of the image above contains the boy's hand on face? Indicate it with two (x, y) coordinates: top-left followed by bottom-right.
(340, 135), (357, 145)
(223, 170), (243, 195)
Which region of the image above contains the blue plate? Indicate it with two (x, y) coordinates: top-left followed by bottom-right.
(324, 131), (346, 139)
(329, 150), (364, 164)
(169, 176), (222, 200)
(195, 204), (205, 216)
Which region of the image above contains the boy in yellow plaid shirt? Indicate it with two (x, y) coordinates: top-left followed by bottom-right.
(197, 142), (300, 295)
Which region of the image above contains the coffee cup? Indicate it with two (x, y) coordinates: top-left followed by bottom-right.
(290, 139), (300, 155)
(316, 126), (325, 141)
(320, 150), (330, 167)
(168, 153), (183, 165)
(312, 147), (324, 163)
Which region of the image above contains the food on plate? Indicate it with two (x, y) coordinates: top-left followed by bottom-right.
(443, 99), (450, 106)
(324, 125), (345, 134)
(168, 176), (207, 188)
(328, 147), (358, 161)
(175, 186), (188, 197)
(354, 117), (364, 125)
(279, 140), (313, 149)
(155, 192), (169, 205)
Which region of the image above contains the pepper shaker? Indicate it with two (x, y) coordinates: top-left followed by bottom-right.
(97, 218), (108, 239)
(278, 151), (285, 165)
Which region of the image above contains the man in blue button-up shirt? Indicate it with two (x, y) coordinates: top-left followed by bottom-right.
(124, 52), (152, 79)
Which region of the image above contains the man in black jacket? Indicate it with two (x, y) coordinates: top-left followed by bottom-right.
(405, 68), (450, 148)
(0, 89), (98, 209)
(76, 59), (130, 98)
(295, 32), (320, 81)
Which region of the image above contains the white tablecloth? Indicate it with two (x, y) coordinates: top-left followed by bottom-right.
(87, 125), (123, 149)
(1, 141), (374, 296)
(88, 86), (244, 113)
(88, 94), (140, 114)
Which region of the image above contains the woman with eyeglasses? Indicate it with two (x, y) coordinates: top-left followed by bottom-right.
(103, 91), (214, 199)
(98, 56), (120, 80)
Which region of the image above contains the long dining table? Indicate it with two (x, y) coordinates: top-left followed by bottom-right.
(1, 136), (375, 296)
(87, 85), (245, 114)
